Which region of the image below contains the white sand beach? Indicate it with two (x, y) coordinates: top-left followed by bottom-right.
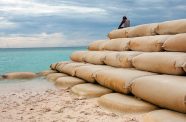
(0, 78), (142, 122)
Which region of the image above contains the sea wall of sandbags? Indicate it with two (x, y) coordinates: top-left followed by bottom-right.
(71, 51), (186, 75)
(50, 61), (186, 114)
(108, 19), (186, 39)
(48, 19), (186, 116)
(89, 33), (186, 52)
(71, 51), (143, 68)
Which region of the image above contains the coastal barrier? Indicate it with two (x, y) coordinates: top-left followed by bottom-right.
(47, 19), (186, 117)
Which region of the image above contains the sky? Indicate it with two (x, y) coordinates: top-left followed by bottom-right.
(0, 0), (186, 48)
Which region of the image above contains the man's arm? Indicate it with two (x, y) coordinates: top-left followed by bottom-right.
(118, 21), (124, 29)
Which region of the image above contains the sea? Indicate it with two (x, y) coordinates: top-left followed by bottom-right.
(0, 47), (86, 75)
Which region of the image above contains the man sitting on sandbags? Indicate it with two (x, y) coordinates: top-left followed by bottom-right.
(118, 16), (130, 29)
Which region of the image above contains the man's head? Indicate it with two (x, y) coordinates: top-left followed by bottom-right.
(123, 16), (127, 20)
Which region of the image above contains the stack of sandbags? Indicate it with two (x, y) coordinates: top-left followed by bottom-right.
(108, 19), (186, 39)
(47, 19), (186, 116)
(71, 51), (142, 68)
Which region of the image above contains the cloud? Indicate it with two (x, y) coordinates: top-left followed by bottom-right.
(0, 33), (88, 48)
(0, 0), (107, 16)
(0, 0), (186, 48)
(0, 17), (17, 29)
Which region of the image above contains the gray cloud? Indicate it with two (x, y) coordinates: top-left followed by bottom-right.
(0, 0), (186, 48)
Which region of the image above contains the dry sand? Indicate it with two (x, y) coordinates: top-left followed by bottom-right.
(0, 77), (142, 122)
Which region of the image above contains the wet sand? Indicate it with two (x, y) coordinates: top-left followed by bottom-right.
(0, 78), (142, 122)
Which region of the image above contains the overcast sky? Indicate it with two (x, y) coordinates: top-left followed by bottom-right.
(0, 0), (186, 48)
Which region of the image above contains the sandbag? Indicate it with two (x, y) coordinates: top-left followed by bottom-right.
(95, 68), (155, 94)
(71, 83), (112, 98)
(104, 51), (142, 68)
(60, 62), (89, 76)
(163, 33), (186, 52)
(39, 70), (57, 76)
(70, 51), (88, 62)
(83, 51), (108, 65)
(132, 52), (186, 75)
(51, 61), (71, 71)
(143, 110), (186, 122)
(98, 93), (157, 113)
(55, 76), (85, 88)
(104, 38), (130, 51)
(108, 28), (130, 39)
(131, 75), (186, 113)
(88, 40), (107, 51)
(55, 61), (73, 72)
(127, 23), (158, 37)
(74, 65), (113, 83)
(46, 73), (68, 81)
(155, 19), (186, 35)
(129, 35), (169, 52)
(2, 72), (37, 79)
(50, 62), (58, 70)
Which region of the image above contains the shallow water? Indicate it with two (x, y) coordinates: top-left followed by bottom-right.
(0, 47), (86, 75)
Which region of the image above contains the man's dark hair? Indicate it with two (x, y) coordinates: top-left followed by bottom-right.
(123, 16), (127, 20)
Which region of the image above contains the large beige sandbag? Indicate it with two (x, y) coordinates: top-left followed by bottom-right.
(163, 33), (186, 52)
(55, 76), (85, 88)
(143, 110), (186, 122)
(127, 23), (158, 37)
(60, 62), (89, 76)
(71, 83), (112, 98)
(74, 65), (113, 83)
(129, 35), (169, 52)
(131, 75), (186, 113)
(83, 51), (108, 65)
(104, 51), (142, 68)
(98, 93), (157, 113)
(155, 19), (186, 35)
(38, 70), (57, 76)
(51, 61), (71, 71)
(70, 51), (88, 62)
(104, 38), (130, 51)
(108, 28), (130, 39)
(88, 40), (107, 51)
(50, 62), (58, 70)
(132, 52), (186, 75)
(46, 73), (68, 81)
(95, 68), (155, 94)
(55, 61), (73, 72)
(3, 72), (37, 79)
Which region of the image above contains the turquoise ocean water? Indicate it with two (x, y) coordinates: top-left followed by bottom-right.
(0, 47), (86, 75)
